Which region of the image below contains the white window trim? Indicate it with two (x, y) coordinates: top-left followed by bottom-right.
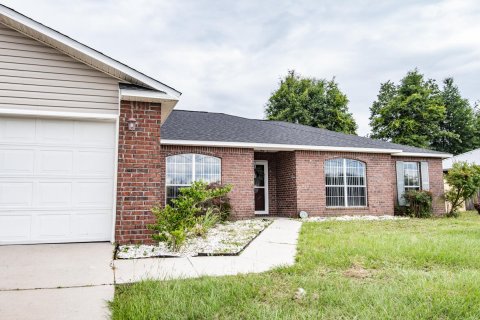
(403, 161), (422, 191)
(165, 153), (222, 204)
(325, 158), (368, 208)
(254, 160), (269, 215)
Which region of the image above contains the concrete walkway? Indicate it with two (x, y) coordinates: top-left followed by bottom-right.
(114, 219), (302, 283)
(0, 218), (302, 319)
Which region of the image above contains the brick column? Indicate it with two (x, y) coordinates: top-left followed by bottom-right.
(276, 151), (297, 217)
(116, 100), (162, 244)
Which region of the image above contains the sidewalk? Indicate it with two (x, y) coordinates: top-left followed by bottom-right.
(114, 219), (302, 283)
(0, 218), (302, 319)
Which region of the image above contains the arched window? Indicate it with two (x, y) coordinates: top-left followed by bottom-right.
(166, 154), (221, 204)
(325, 158), (367, 207)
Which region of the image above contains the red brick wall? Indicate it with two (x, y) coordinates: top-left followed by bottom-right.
(392, 157), (445, 216)
(295, 151), (395, 217)
(160, 146), (255, 219)
(116, 101), (162, 244)
(275, 151), (298, 216)
(115, 112), (446, 244)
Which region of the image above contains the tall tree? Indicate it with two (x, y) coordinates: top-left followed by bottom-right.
(431, 78), (476, 155)
(474, 103), (480, 149)
(369, 69), (446, 148)
(265, 70), (357, 134)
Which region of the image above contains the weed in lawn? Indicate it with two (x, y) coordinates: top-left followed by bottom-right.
(343, 263), (372, 279)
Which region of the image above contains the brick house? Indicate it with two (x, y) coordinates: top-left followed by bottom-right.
(0, 5), (450, 245)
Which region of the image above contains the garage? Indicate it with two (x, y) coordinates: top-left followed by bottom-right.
(0, 117), (116, 244)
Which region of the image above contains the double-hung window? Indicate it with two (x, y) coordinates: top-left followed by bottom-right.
(325, 158), (367, 207)
(166, 154), (221, 204)
(396, 161), (429, 206)
(403, 162), (421, 192)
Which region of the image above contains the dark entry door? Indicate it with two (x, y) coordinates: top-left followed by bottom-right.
(254, 161), (268, 214)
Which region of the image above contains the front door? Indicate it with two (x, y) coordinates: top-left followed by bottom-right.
(254, 161), (268, 214)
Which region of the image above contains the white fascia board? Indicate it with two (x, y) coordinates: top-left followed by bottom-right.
(160, 139), (403, 153)
(0, 108), (118, 120)
(0, 5), (181, 97)
(392, 152), (452, 159)
(120, 88), (179, 103)
(120, 88), (179, 124)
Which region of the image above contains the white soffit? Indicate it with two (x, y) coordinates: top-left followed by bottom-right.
(120, 88), (179, 124)
(392, 152), (452, 159)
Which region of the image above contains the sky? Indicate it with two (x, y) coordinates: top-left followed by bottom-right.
(3, 0), (480, 136)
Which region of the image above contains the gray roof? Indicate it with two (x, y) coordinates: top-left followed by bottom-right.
(443, 148), (480, 170)
(162, 110), (447, 155)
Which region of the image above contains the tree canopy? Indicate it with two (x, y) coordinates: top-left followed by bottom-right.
(265, 70), (357, 134)
(431, 78), (477, 155)
(369, 69), (446, 149)
(474, 103), (480, 149)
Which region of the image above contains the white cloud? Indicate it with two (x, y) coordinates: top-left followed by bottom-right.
(2, 0), (480, 135)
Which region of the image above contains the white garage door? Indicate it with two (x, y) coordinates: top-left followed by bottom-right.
(0, 117), (116, 244)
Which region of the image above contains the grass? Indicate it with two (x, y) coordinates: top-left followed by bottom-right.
(110, 211), (480, 319)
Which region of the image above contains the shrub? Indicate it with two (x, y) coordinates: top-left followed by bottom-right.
(191, 209), (220, 237)
(149, 181), (232, 250)
(474, 203), (480, 215)
(445, 162), (480, 217)
(199, 183), (232, 221)
(394, 205), (409, 217)
(149, 204), (192, 250)
(403, 190), (433, 218)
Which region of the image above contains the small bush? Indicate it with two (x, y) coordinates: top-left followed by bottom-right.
(149, 204), (192, 250)
(149, 181), (232, 250)
(445, 162), (480, 217)
(191, 209), (220, 237)
(199, 182), (232, 221)
(474, 203), (480, 215)
(403, 190), (433, 218)
(394, 205), (409, 216)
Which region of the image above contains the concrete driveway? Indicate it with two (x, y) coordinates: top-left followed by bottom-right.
(0, 243), (114, 320)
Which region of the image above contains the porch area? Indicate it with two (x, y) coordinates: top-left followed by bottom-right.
(254, 151), (298, 217)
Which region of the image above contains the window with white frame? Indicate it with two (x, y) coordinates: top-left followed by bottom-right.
(403, 162), (421, 191)
(396, 160), (429, 206)
(325, 158), (367, 207)
(166, 154), (221, 204)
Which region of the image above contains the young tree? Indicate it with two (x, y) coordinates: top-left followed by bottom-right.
(431, 78), (476, 155)
(369, 69), (446, 148)
(265, 70), (357, 134)
(445, 162), (480, 217)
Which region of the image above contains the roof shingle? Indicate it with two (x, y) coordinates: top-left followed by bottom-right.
(161, 110), (447, 155)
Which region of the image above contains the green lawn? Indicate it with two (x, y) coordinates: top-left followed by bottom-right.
(110, 212), (480, 320)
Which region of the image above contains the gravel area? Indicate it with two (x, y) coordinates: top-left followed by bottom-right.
(116, 219), (272, 259)
(305, 215), (409, 222)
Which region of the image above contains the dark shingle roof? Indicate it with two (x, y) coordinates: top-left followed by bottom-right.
(161, 110), (446, 155)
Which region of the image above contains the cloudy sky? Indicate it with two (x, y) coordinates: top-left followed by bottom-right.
(4, 0), (480, 135)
